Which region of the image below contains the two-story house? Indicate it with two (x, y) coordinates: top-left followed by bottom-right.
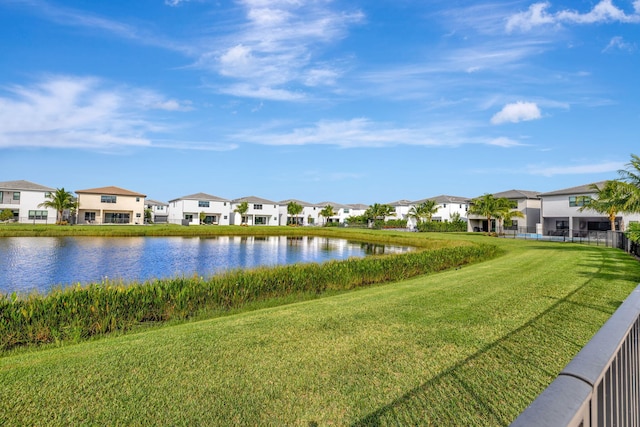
(467, 189), (540, 233)
(278, 199), (321, 226)
(539, 182), (640, 237)
(0, 180), (57, 223)
(231, 196), (280, 226)
(76, 186), (146, 225)
(145, 199), (169, 224)
(168, 193), (231, 225)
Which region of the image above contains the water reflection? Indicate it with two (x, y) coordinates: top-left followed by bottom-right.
(0, 236), (413, 295)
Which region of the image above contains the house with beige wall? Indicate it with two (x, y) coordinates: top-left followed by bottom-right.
(76, 186), (146, 225)
(467, 190), (540, 233)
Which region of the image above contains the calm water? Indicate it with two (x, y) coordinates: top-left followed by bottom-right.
(0, 236), (412, 295)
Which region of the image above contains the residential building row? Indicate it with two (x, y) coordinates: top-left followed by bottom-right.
(2, 179), (639, 236)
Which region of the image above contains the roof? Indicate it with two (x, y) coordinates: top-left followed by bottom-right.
(538, 181), (607, 197)
(168, 192), (229, 203)
(146, 199), (169, 206)
(347, 203), (369, 210)
(387, 199), (413, 207)
(232, 195), (278, 205)
(413, 195), (471, 204)
(278, 198), (314, 206)
(316, 201), (349, 209)
(75, 186), (146, 197)
(0, 180), (56, 192)
(491, 189), (540, 200)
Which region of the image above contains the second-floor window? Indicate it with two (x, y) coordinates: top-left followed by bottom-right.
(569, 196), (591, 207)
(13, 192), (20, 201)
(199, 201), (210, 208)
(254, 204), (263, 210)
(101, 195), (117, 203)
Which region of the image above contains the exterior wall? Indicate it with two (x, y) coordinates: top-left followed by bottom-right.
(541, 193), (640, 235)
(168, 199), (231, 225)
(279, 204), (322, 226)
(231, 202), (280, 226)
(149, 205), (168, 223)
(433, 202), (469, 223)
(77, 193), (145, 225)
(0, 189), (56, 223)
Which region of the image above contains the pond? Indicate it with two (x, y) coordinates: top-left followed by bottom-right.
(0, 236), (413, 295)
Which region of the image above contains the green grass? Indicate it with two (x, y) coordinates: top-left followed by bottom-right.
(1, 234), (640, 425)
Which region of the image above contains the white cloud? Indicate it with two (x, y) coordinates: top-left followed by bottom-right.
(198, 1), (364, 99)
(488, 137), (525, 147)
(491, 101), (542, 124)
(528, 161), (625, 176)
(0, 75), (198, 150)
(507, 1), (640, 32)
(603, 36), (636, 52)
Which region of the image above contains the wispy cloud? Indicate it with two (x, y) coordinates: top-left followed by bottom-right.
(491, 101), (542, 124)
(528, 161), (625, 176)
(0, 75), (214, 151)
(196, 0), (364, 100)
(603, 36), (636, 52)
(507, 1), (640, 32)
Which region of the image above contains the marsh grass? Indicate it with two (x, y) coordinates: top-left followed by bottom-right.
(1, 238), (639, 425)
(0, 235), (497, 350)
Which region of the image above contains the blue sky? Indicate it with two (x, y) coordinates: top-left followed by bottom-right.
(1, 0), (639, 204)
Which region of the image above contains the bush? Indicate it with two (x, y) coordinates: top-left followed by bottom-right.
(0, 243), (498, 351)
(417, 221), (467, 232)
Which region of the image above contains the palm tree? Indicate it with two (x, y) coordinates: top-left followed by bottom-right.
(38, 188), (75, 225)
(579, 180), (633, 232)
(618, 154), (640, 212)
(234, 201), (249, 225)
(319, 205), (336, 226)
(365, 203), (395, 223)
(287, 201), (303, 226)
(495, 201), (524, 234)
(468, 194), (500, 232)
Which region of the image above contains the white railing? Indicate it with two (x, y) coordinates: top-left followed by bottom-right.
(511, 284), (640, 427)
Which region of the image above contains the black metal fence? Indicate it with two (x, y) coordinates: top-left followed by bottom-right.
(511, 284), (640, 427)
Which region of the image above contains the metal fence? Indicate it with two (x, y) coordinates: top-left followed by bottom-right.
(501, 230), (640, 257)
(510, 284), (640, 427)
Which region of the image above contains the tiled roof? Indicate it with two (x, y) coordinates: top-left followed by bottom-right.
(76, 186), (146, 197)
(232, 195), (278, 205)
(278, 198), (314, 206)
(169, 192), (229, 203)
(412, 195), (470, 204)
(0, 180), (56, 192)
(491, 189), (540, 199)
(146, 199), (169, 206)
(538, 181), (608, 196)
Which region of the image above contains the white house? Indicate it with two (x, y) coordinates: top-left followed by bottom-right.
(406, 195), (470, 229)
(168, 192), (231, 225)
(0, 180), (57, 223)
(388, 200), (413, 223)
(231, 196), (280, 226)
(315, 201), (349, 224)
(539, 182), (640, 236)
(278, 199), (321, 226)
(145, 199), (169, 223)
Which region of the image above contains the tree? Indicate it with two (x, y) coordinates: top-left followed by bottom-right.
(234, 201), (249, 225)
(319, 205), (336, 226)
(287, 201), (303, 226)
(38, 187), (75, 225)
(365, 203), (395, 222)
(618, 154), (640, 213)
(0, 209), (14, 221)
(578, 180), (633, 232)
(408, 200), (439, 225)
(468, 194), (515, 233)
(494, 201), (524, 234)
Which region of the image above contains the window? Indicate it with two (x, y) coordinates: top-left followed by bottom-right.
(13, 192), (20, 201)
(254, 204), (263, 210)
(556, 220), (569, 230)
(28, 210), (48, 220)
(255, 216), (266, 225)
(569, 196), (591, 207)
(198, 201), (210, 208)
(136, 213), (141, 218)
(85, 212), (96, 222)
(101, 195), (117, 203)
(443, 204), (446, 208)
(136, 197), (140, 202)
(185, 214), (194, 221)
(105, 213), (130, 224)
(223, 215), (228, 220)
(344, 208), (350, 214)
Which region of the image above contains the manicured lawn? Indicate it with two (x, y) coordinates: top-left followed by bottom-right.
(1, 234), (639, 425)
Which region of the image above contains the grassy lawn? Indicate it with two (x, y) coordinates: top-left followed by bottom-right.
(1, 234), (640, 425)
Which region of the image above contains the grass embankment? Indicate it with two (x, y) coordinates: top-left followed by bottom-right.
(0, 237), (495, 350)
(1, 233), (640, 425)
